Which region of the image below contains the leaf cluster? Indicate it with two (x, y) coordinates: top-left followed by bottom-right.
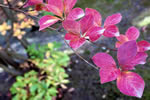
(10, 42), (70, 100)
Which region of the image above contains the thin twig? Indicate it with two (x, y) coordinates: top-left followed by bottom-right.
(0, 3), (60, 31)
(0, 2), (10, 20)
(0, 64), (22, 76)
(13, 0), (21, 7)
(5, 16), (14, 49)
(55, 26), (99, 70)
(0, 3), (39, 19)
(19, 0), (28, 9)
(63, 38), (99, 70)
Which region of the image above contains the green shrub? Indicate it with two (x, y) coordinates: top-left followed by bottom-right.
(10, 42), (70, 100)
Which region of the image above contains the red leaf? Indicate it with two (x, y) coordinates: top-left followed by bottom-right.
(117, 34), (128, 43)
(23, 0), (43, 8)
(64, 0), (77, 15)
(39, 15), (60, 31)
(64, 33), (79, 40)
(130, 52), (148, 65)
(86, 26), (103, 42)
(35, 4), (47, 11)
(115, 35), (128, 48)
(69, 38), (86, 49)
(63, 20), (80, 34)
(85, 8), (102, 26)
(103, 25), (120, 37)
(137, 40), (150, 52)
(66, 8), (85, 20)
(92, 53), (116, 68)
(99, 67), (120, 84)
(121, 52), (148, 70)
(47, 0), (63, 17)
(104, 13), (122, 27)
(117, 71), (145, 98)
(117, 40), (137, 70)
(125, 26), (140, 40)
(115, 41), (122, 48)
(80, 15), (94, 34)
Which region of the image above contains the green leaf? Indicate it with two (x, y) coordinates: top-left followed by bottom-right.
(42, 11), (54, 16)
(35, 91), (45, 99)
(30, 84), (38, 95)
(12, 95), (20, 100)
(53, 42), (62, 49)
(41, 81), (48, 89)
(10, 87), (18, 94)
(45, 95), (52, 100)
(12, 42), (70, 100)
(16, 76), (23, 82)
(48, 87), (57, 96)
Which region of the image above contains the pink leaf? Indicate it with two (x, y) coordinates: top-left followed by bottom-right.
(86, 26), (104, 42)
(80, 15), (94, 34)
(117, 35), (128, 43)
(117, 71), (145, 98)
(47, 0), (63, 17)
(131, 52), (148, 65)
(23, 0), (43, 8)
(85, 8), (102, 26)
(64, 33), (79, 40)
(137, 40), (150, 52)
(66, 8), (85, 20)
(69, 38), (86, 49)
(125, 26), (140, 40)
(99, 67), (120, 84)
(64, 0), (77, 15)
(103, 25), (120, 37)
(104, 13), (122, 27)
(39, 15), (60, 31)
(117, 40), (137, 70)
(115, 35), (128, 48)
(92, 53), (116, 68)
(63, 20), (80, 34)
(115, 41), (122, 48)
(121, 52), (148, 70)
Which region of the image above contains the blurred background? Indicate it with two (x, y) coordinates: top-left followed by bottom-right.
(0, 0), (150, 100)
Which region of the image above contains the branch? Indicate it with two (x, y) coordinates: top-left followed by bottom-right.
(57, 27), (99, 70)
(0, 3), (39, 20)
(0, 4), (10, 20)
(19, 0), (28, 9)
(0, 64), (22, 76)
(0, 3), (99, 70)
(5, 18), (14, 49)
(6, 50), (27, 61)
(63, 38), (99, 70)
(1, 4), (30, 51)
(6, 0), (11, 8)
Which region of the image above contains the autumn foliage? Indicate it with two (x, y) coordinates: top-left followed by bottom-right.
(7, 0), (150, 98)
